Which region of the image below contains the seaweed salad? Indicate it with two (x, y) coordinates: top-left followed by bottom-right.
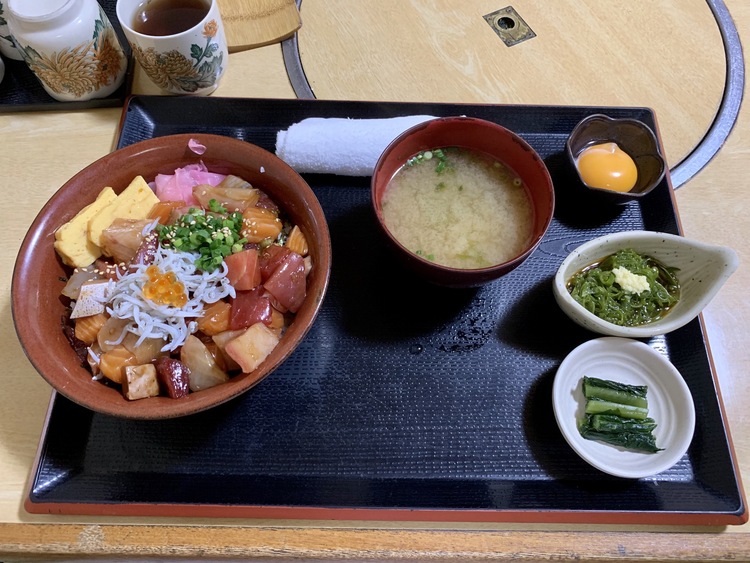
(566, 248), (680, 327)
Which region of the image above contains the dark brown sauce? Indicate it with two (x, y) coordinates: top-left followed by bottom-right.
(133, 0), (210, 37)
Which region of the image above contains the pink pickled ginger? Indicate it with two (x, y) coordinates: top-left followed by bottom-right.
(188, 138), (207, 155)
(154, 163), (226, 206)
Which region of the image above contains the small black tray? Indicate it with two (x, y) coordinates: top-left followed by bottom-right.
(0, 0), (130, 112)
(26, 96), (746, 524)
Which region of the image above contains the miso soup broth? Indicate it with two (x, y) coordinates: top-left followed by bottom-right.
(381, 147), (533, 269)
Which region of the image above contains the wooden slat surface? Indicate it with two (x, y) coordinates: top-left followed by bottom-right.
(1, 523), (749, 560)
(0, 0), (748, 560)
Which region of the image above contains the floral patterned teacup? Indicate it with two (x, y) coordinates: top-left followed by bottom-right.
(116, 0), (227, 96)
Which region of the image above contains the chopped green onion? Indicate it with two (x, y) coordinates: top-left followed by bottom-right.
(157, 199), (247, 273)
(406, 148), (450, 174)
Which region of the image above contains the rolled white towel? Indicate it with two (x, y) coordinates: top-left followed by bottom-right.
(275, 115), (437, 176)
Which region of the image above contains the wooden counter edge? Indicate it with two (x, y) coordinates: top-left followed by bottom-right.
(1, 523), (749, 561)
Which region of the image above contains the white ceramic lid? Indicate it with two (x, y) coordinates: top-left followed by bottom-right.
(8, 0), (71, 20)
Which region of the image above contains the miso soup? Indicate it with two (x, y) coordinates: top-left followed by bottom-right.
(381, 147), (533, 269)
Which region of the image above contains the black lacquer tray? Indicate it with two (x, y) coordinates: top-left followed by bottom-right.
(0, 0), (130, 112)
(26, 96), (746, 524)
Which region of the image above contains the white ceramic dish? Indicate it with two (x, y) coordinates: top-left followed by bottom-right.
(553, 230), (739, 338)
(552, 337), (696, 479)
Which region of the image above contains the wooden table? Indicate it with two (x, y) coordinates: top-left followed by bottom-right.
(1, 1), (748, 560)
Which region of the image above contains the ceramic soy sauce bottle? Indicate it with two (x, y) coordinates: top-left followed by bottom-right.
(7, 0), (127, 101)
(0, 0), (23, 60)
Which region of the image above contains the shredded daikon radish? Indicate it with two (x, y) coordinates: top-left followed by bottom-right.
(102, 245), (236, 352)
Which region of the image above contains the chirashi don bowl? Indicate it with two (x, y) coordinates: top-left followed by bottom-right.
(12, 133), (332, 419)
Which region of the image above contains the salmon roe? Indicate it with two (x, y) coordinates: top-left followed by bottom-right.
(142, 265), (187, 308)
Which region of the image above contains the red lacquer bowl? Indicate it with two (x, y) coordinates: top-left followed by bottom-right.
(371, 116), (555, 287)
(12, 134), (331, 419)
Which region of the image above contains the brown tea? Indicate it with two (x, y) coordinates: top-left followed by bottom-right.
(133, 0), (210, 36)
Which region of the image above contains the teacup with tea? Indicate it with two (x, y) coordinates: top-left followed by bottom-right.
(116, 0), (228, 95)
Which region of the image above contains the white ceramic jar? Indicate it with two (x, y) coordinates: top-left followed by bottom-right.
(0, 0), (22, 60)
(7, 0), (127, 101)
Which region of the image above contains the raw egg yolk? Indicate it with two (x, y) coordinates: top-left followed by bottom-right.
(576, 142), (638, 192)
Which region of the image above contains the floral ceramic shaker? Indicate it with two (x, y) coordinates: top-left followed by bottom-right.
(7, 0), (127, 101)
(0, 1), (22, 60)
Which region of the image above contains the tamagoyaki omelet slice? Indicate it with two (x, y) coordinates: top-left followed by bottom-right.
(87, 175), (160, 249)
(54, 187), (117, 268)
